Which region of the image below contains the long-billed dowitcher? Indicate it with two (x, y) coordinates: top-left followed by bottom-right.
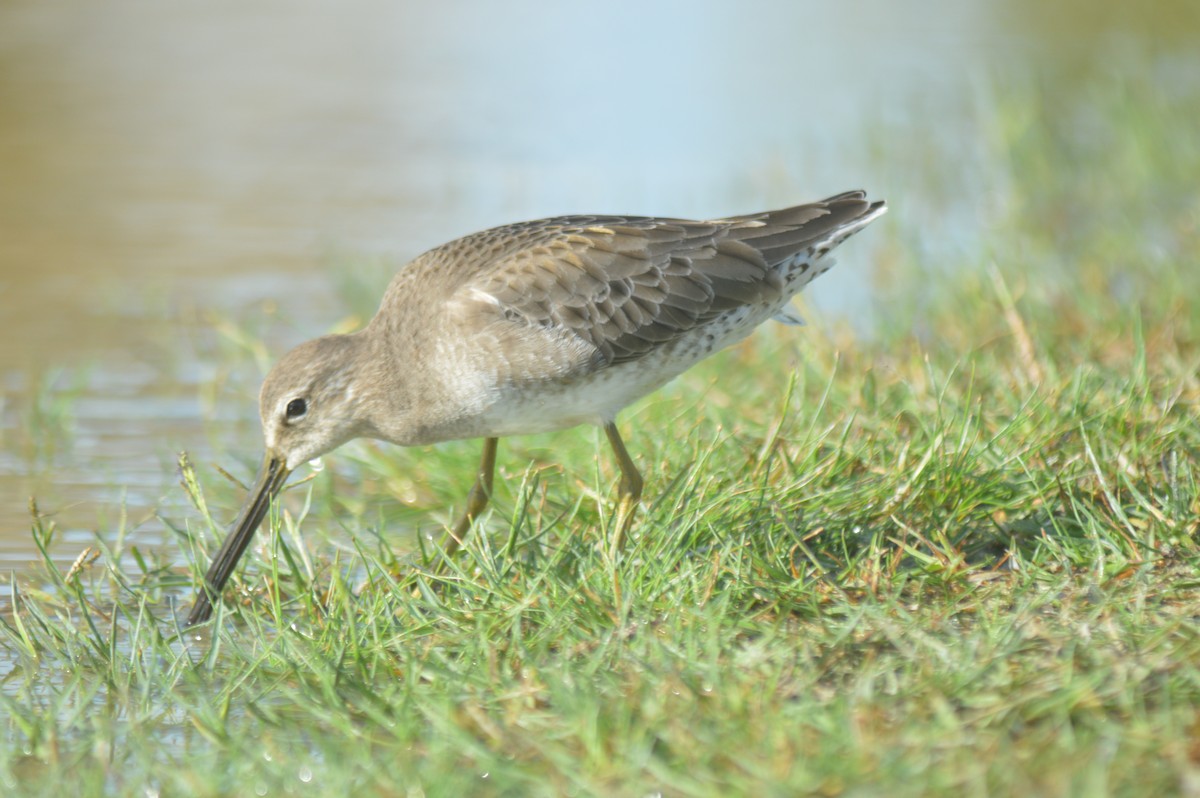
(186, 190), (886, 624)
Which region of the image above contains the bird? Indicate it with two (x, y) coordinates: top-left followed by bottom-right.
(186, 190), (886, 625)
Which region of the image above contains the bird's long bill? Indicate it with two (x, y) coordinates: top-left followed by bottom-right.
(186, 455), (292, 626)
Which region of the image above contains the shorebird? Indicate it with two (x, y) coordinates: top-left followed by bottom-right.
(186, 190), (886, 624)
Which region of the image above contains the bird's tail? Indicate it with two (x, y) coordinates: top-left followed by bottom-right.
(720, 190), (886, 266)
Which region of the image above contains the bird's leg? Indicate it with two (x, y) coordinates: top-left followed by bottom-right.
(444, 436), (498, 556)
(604, 422), (644, 559)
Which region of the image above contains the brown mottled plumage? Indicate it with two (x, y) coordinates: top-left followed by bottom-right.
(187, 191), (886, 624)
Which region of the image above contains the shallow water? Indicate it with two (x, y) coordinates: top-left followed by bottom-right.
(0, 0), (1196, 586)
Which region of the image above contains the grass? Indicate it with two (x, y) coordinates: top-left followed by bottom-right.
(3, 75), (1200, 796)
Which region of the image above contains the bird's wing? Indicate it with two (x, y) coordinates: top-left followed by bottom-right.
(449, 191), (881, 373)
(460, 216), (781, 367)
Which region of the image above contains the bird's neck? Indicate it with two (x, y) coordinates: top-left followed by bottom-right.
(353, 310), (457, 447)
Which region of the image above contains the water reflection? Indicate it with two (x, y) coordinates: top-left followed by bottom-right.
(0, 0), (1196, 576)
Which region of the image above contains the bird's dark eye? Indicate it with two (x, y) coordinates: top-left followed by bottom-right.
(285, 398), (308, 422)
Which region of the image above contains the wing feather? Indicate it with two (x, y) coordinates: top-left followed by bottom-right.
(437, 192), (882, 377)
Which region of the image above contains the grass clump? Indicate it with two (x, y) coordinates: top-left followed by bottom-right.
(3, 76), (1200, 797)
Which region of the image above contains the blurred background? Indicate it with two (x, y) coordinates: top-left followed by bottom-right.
(1, 0), (1197, 578)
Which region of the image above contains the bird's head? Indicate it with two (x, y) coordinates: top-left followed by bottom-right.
(187, 333), (371, 625)
(258, 334), (372, 470)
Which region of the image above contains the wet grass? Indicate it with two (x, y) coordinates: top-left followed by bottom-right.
(4, 76), (1200, 796)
